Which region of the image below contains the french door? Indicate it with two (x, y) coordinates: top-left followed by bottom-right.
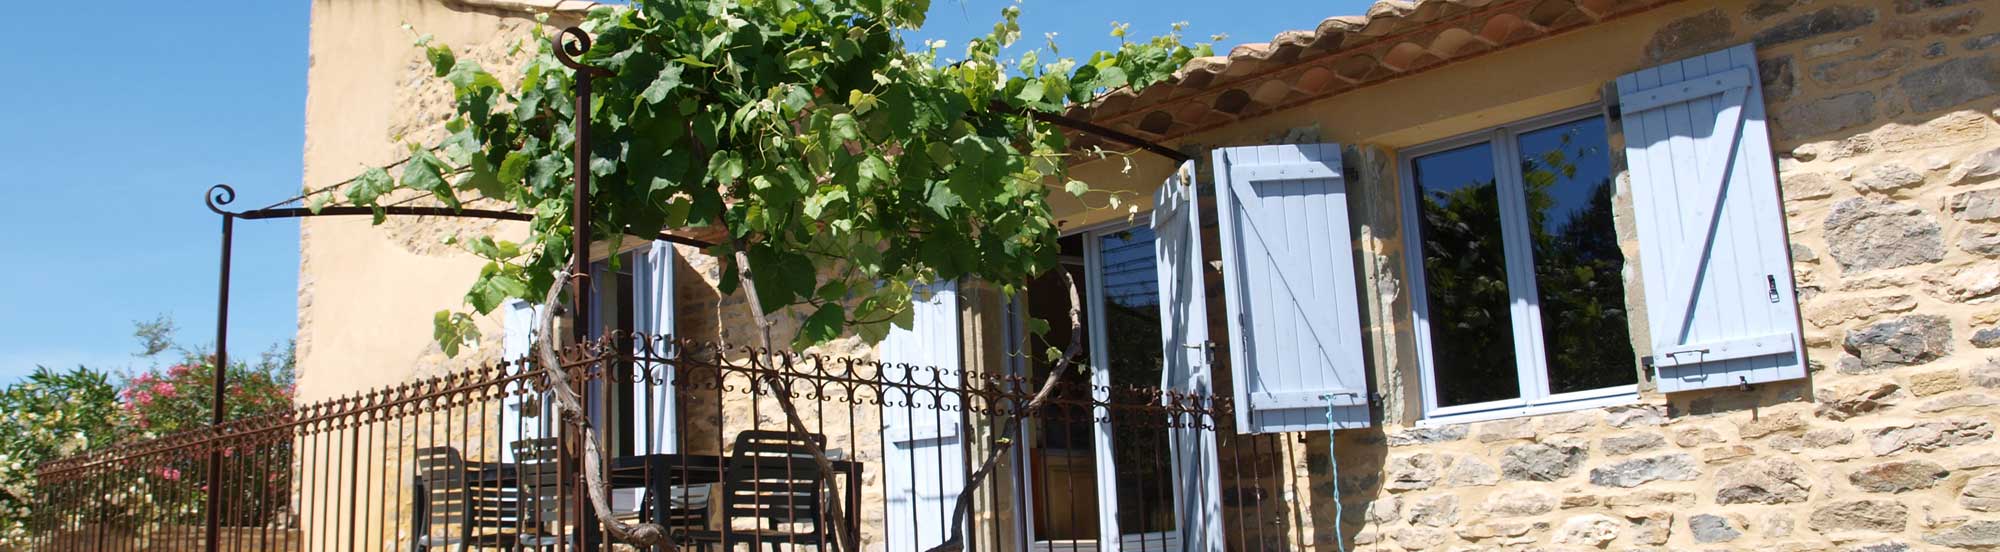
(1014, 223), (1187, 552)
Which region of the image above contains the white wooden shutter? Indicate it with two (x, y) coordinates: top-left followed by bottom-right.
(500, 300), (545, 462)
(879, 282), (966, 552)
(1153, 161), (1224, 551)
(1616, 43), (1805, 392)
(1212, 144), (1372, 433)
(631, 241), (677, 454)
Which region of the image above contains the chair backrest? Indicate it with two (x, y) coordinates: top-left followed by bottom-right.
(720, 431), (828, 530)
(509, 438), (566, 523)
(414, 445), (522, 540)
(413, 446), (469, 538)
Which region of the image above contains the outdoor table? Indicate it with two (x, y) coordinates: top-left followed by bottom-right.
(476, 452), (865, 550)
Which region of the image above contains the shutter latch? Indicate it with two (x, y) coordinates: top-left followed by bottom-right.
(1767, 275), (1781, 303)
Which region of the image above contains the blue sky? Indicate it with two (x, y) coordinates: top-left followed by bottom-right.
(0, 0), (1369, 386)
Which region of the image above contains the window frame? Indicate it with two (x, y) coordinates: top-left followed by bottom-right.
(1398, 104), (1641, 424)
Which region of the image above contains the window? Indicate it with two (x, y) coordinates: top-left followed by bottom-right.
(1403, 107), (1639, 420)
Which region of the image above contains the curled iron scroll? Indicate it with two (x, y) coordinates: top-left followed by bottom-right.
(552, 27), (613, 77)
(206, 184), (237, 216)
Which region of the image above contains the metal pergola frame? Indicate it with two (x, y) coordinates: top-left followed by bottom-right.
(192, 25), (1189, 551)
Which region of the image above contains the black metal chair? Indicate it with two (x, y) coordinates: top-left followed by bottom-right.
(409, 446), (562, 551)
(704, 430), (834, 552)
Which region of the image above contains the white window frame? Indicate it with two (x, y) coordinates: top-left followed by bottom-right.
(1011, 217), (1181, 551)
(1399, 104), (1640, 424)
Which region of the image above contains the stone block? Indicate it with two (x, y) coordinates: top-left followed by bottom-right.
(1843, 315), (1953, 369)
(1824, 198), (1944, 273)
(1482, 490), (1557, 518)
(1810, 499), (1909, 533)
(1812, 48), (1913, 88)
(1815, 381), (1902, 420)
(1455, 520), (1543, 543)
(1897, 0), (1973, 14)
(1909, 368), (1964, 396)
(1848, 459), (1949, 492)
(1762, 54), (1797, 101)
(1753, 6), (1879, 47)
(1602, 433), (1666, 456)
(1500, 439), (1587, 482)
(1740, 411), (1810, 439)
(1960, 472), (2000, 511)
(1973, 328), (2000, 348)
(1951, 188), (2000, 222)
(1691, 513), (1743, 543)
(1805, 295), (1917, 328)
(1390, 527), (1446, 550)
(1474, 418), (1535, 443)
(1899, 55), (2000, 114)
(1970, 32), (2000, 51)
(1780, 91), (1879, 140)
(1387, 425), (1468, 447)
(1445, 457), (1500, 487)
(1537, 411), (1597, 435)
(1627, 511), (1673, 545)
(1605, 404), (1666, 428)
(1368, 495), (1403, 523)
(1853, 163), (1926, 193)
(1604, 490), (1696, 507)
(1883, 7), (1984, 39)
(1716, 456), (1813, 504)
(1407, 494), (1459, 527)
(1972, 357), (2000, 387)
(1783, 172), (1837, 200)
(1387, 453), (1453, 491)
(1554, 514), (1621, 546)
(1588, 453), (1700, 488)
(1646, 9), (1734, 64)
(1923, 520), (2000, 547)
(1917, 392), (1998, 413)
(1808, 427), (1858, 447)
(1920, 262), (2000, 302)
(1960, 226), (2000, 256)
(1704, 444), (1756, 463)
(1674, 426), (1726, 447)
(1866, 417), (1993, 455)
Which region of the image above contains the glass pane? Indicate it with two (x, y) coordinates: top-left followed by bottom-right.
(1516, 117), (1638, 394)
(1026, 234), (1101, 542)
(1097, 227), (1175, 536)
(1412, 142), (1522, 407)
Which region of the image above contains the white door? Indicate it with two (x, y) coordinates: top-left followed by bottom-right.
(881, 282), (966, 552)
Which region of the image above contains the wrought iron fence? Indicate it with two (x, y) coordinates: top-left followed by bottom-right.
(23, 333), (1335, 552)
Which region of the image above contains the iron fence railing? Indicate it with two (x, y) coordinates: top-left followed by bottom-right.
(27, 333), (1325, 551)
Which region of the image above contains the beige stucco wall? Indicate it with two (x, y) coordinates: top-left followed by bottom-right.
(1054, 0), (2000, 549)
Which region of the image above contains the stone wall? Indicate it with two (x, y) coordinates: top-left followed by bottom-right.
(1300, 1), (2000, 550)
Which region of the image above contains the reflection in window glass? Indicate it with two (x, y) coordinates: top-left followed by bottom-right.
(1516, 118), (1637, 394)
(1098, 226), (1174, 536)
(1412, 143), (1522, 408)
(1024, 234), (1100, 541)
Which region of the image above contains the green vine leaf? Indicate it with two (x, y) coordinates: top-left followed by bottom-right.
(345, 0), (1209, 353)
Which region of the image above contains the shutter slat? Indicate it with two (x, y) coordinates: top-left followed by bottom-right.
(1618, 43), (1805, 392)
(1213, 144), (1372, 433)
